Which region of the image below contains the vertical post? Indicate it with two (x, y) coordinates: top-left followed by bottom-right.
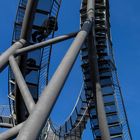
(87, 0), (111, 140)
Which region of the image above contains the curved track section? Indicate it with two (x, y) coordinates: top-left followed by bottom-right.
(40, 86), (89, 140)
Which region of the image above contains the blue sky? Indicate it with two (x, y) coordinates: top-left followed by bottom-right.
(0, 0), (139, 139)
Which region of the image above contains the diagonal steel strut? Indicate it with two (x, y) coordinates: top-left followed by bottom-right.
(0, 0), (111, 140)
(16, 0), (97, 140)
(16, 32), (77, 55)
(9, 55), (35, 112)
(0, 33), (77, 73)
(0, 15), (92, 140)
(0, 56), (36, 140)
(17, 21), (93, 140)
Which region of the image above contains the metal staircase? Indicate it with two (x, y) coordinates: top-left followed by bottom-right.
(80, 0), (132, 139)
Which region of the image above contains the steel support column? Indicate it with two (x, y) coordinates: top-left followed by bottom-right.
(16, 5), (93, 140)
(0, 54), (37, 139)
(0, 0), (39, 139)
(0, 31), (82, 140)
(87, 0), (111, 140)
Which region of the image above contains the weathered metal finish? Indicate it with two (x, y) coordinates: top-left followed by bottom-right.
(16, 3), (94, 139)
(0, 32), (76, 71)
(20, 0), (38, 39)
(16, 32), (77, 55)
(9, 55), (35, 113)
(87, 0), (95, 20)
(0, 123), (13, 128)
(0, 123), (24, 140)
(17, 24), (92, 140)
(0, 39), (26, 72)
(0, 0), (133, 139)
(0, 29), (80, 140)
(15, 0), (39, 124)
(87, 0), (111, 139)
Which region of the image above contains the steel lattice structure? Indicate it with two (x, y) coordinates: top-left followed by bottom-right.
(0, 0), (132, 140)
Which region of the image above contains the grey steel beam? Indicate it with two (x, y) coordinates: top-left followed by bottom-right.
(87, 0), (110, 140)
(20, 0), (38, 39)
(0, 0), (38, 72)
(16, 1), (94, 140)
(0, 0), (40, 139)
(87, 0), (95, 20)
(0, 122), (24, 140)
(16, 32), (77, 55)
(95, 83), (111, 140)
(0, 32), (77, 72)
(87, 0), (111, 140)
(12, 0), (38, 124)
(0, 123), (13, 128)
(9, 55), (35, 113)
(0, 39), (26, 72)
(0, 29), (82, 139)
(0, 54), (36, 139)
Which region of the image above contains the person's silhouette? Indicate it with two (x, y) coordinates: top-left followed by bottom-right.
(32, 16), (58, 42)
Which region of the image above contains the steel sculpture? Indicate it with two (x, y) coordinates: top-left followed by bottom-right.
(0, 0), (132, 140)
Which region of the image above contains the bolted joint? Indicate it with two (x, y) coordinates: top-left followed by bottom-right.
(15, 39), (27, 48)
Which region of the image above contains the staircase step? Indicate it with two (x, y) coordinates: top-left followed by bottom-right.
(95, 25), (107, 31)
(98, 52), (108, 57)
(95, 4), (106, 9)
(96, 35), (106, 39)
